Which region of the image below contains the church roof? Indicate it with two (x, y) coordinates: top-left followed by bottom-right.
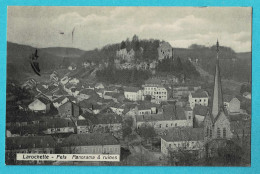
(211, 41), (224, 119)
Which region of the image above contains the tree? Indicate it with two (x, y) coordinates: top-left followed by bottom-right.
(240, 83), (251, 95)
(123, 126), (132, 138)
(120, 41), (126, 49)
(144, 95), (152, 101)
(138, 123), (156, 143)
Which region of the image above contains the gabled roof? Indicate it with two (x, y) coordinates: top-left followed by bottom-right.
(193, 104), (208, 116)
(191, 91), (208, 98)
(77, 119), (91, 126)
(80, 89), (97, 95)
(162, 105), (186, 120)
(162, 127), (204, 142)
(6, 136), (55, 150)
(44, 118), (75, 128)
(137, 101), (160, 110)
(53, 88), (67, 96)
(124, 87), (140, 92)
(95, 113), (122, 124)
(61, 133), (119, 147)
(37, 97), (51, 105)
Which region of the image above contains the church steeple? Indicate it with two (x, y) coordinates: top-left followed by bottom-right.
(212, 40), (224, 118)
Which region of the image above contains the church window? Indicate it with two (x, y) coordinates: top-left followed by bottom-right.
(206, 127), (209, 137)
(217, 127), (221, 138)
(223, 128), (226, 138)
(210, 129), (212, 137)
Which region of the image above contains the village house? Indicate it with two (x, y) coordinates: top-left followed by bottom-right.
(143, 79), (169, 102)
(28, 97), (51, 113)
(135, 102), (160, 116)
(243, 92), (251, 99)
(21, 78), (37, 89)
(58, 100), (80, 118)
(95, 83), (105, 89)
(161, 127), (204, 158)
(69, 77), (80, 85)
(84, 83), (95, 90)
(93, 113), (123, 134)
(76, 119), (92, 134)
(52, 88), (67, 98)
(157, 41), (173, 61)
(188, 91), (209, 109)
(135, 105), (193, 134)
(61, 133), (121, 156)
(110, 103), (125, 116)
(96, 88), (105, 98)
(68, 63), (77, 71)
(6, 136), (56, 165)
(124, 87), (144, 101)
(193, 104), (208, 128)
(50, 71), (59, 82)
(42, 118), (75, 134)
(60, 76), (70, 85)
(79, 100), (103, 115)
(78, 89), (98, 101)
(223, 95), (241, 115)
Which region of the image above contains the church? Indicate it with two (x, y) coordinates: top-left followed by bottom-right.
(203, 40), (233, 142)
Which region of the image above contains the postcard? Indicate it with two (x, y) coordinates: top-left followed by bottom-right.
(5, 6), (251, 166)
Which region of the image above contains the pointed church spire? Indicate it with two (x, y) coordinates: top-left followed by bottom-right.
(212, 40), (224, 118)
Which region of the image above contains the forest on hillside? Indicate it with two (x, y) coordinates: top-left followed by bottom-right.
(174, 44), (251, 82)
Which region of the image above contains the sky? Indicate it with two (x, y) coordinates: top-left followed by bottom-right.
(7, 6), (252, 52)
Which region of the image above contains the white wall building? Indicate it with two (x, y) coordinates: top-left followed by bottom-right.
(188, 91), (209, 109)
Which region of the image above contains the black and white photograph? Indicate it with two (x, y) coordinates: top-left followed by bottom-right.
(5, 6), (251, 166)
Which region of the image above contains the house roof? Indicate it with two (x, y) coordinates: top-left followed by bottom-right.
(6, 136), (55, 150)
(193, 104), (208, 116)
(53, 88), (67, 96)
(53, 96), (67, 104)
(230, 119), (251, 135)
(137, 101), (160, 110)
(95, 113), (122, 124)
(37, 97), (51, 105)
(44, 118), (75, 128)
(80, 89), (97, 95)
(223, 95), (238, 102)
(104, 92), (117, 97)
(124, 87), (140, 92)
(77, 119), (91, 126)
(162, 127), (204, 142)
(61, 133), (119, 147)
(136, 114), (165, 122)
(191, 91), (208, 98)
(162, 105), (186, 120)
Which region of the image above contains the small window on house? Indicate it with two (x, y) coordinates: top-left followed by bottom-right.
(189, 116), (191, 120)
(217, 127), (221, 138)
(223, 128), (227, 138)
(159, 124), (162, 128)
(175, 123), (177, 127)
(210, 129), (212, 137)
(166, 124), (168, 127)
